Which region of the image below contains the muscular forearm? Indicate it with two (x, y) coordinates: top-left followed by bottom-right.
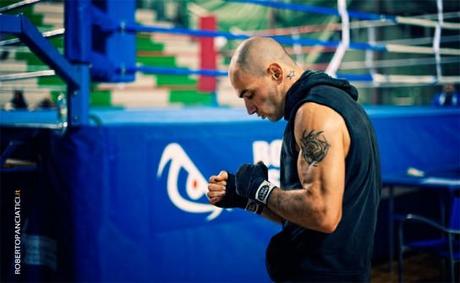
(228, 162), (340, 232)
(267, 187), (339, 233)
(260, 206), (284, 224)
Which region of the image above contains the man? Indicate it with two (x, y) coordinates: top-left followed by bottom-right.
(11, 90), (28, 109)
(432, 83), (459, 107)
(207, 37), (381, 282)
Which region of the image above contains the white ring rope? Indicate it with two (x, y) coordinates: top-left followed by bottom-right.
(378, 34), (459, 46)
(433, 0), (444, 80)
(245, 11), (460, 36)
(395, 15), (460, 30)
(326, 0), (349, 76)
(337, 56), (460, 70)
(0, 70), (55, 81)
(372, 74), (460, 85)
(385, 44), (460, 56)
(365, 26), (376, 75)
(0, 0), (40, 13)
(0, 28), (65, 46)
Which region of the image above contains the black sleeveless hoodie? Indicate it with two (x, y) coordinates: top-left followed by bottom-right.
(275, 70), (381, 281)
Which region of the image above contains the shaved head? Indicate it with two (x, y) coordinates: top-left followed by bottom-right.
(228, 37), (304, 121)
(229, 37), (296, 77)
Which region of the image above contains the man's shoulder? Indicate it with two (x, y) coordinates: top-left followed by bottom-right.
(294, 102), (347, 133)
(309, 84), (351, 96)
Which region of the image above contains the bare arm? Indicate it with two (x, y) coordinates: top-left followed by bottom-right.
(260, 206), (284, 224)
(267, 103), (350, 233)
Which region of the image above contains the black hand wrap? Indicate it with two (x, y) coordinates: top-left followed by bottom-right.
(214, 172), (264, 214)
(214, 172), (246, 209)
(236, 162), (277, 205)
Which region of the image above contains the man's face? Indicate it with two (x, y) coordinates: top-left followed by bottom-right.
(230, 68), (284, 121)
(443, 84), (454, 94)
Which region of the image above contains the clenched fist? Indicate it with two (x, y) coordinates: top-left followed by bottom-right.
(207, 171), (246, 208)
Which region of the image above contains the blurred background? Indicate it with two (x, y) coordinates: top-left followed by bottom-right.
(0, 0), (459, 109)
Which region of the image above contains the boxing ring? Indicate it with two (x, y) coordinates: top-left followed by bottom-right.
(1, 0), (460, 282)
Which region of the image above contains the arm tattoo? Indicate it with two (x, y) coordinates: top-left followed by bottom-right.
(301, 130), (330, 166)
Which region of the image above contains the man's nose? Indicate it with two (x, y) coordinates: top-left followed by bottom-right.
(244, 99), (256, 115)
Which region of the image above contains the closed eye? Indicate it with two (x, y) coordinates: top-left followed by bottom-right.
(245, 92), (254, 100)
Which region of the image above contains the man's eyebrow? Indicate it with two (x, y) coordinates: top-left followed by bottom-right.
(239, 89), (248, 98)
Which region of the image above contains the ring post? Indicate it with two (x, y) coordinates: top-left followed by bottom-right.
(65, 0), (91, 126)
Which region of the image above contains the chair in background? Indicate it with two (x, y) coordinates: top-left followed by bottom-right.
(397, 195), (460, 283)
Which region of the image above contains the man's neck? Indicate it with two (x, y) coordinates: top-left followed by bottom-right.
(278, 67), (304, 119)
(283, 67), (304, 96)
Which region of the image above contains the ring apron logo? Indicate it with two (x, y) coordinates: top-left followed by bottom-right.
(157, 143), (223, 221)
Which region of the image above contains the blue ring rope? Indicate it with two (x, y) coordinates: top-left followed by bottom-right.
(127, 24), (387, 52)
(336, 73), (373, 82)
(130, 66), (229, 77)
(128, 24), (248, 40)
(226, 0), (394, 22)
(126, 66), (374, 82)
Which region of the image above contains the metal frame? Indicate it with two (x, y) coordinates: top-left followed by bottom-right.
(0, 0), (136, 127)
(0, 11), (89, 126)
(398, 212), (460, 283)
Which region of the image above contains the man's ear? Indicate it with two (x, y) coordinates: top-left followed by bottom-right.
(267, 63), (283, 83)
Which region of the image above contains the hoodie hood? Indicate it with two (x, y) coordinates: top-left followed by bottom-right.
(283, 70), (358, 121)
